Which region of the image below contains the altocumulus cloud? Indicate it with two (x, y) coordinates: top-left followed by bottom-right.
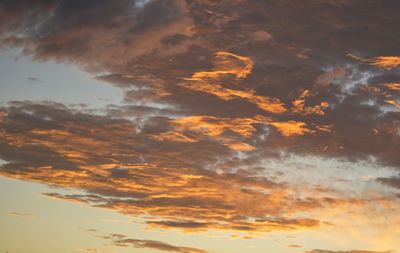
(0, 0), (400, 249)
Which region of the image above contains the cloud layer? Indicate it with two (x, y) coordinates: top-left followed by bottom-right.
(1, 0), (400, 251)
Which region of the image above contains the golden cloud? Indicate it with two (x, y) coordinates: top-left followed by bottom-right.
(347, 54), (400, 70)
(180, 51), (287, 114)
(0, 104), (336, 234)
(184, 52), (254, 81)
(292, 90), (329, 116)
(368, 56), (400, 70)
(382, 83), (400, 90)
(269, 121), (313, 137)
(150, 115), (316, 151)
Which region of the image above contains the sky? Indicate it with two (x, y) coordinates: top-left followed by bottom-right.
(0, 1), (400, 253)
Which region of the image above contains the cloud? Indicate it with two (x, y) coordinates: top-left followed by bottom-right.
(102, 233), (208, 253)
(288, 244), (302, 248)
(0, 0), (400, 245)
(0, 0), (194, 73)
(1, 102), (362, 234)
(291, 90), (329, 116)
(0, 99), (399, 236)
(383, 83), (400, 91)
(149, 115), (299, 151)
(268, 121), (313, 137)
(179, 51), (287, 114)
(348, 54), (400, 70)
(8, 212), (32, 217)
(305, 250), (391, 253)
(377, 175), (400, 190)
(179, 80), (287, 114)
(184, 52), (254, 80)
(76, 249), (98, 253)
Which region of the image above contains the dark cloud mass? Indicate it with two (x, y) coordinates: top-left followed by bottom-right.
(1, 0), (400, 250)
(1, 0), (398, 165)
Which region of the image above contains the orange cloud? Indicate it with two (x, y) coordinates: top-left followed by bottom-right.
(184, 52), (254, 81)
(382, 83), (400, 90)
(0, 109), (328, 235)
(150, 131), (197, 143)
(347, 54), (400, 70)
(180, 51), (286, 114)
(1, 103), (399, 239)
(2, 1), (400, 249)
(150, 115), (267, 151)
(171, 116), (266, 138)
(269, 121), (313, 136)
(179, 81), (287, 114)
(150, 115), (315, 150)
(226, 142), (256, 151)
(384, 99), (400, 108)
(0, 111), (7, 122)
(368, 56), (400, 70)
(292, 90), (329, 116)
(288, 244), (302, 248)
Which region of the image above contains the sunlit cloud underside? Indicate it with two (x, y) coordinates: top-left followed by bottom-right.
(0, 1), (400, 253)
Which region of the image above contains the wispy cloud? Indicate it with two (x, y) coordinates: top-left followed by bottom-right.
(102, 233), (208, 253)
(8, 211), (32, 217)
(305, 250), (392, 253)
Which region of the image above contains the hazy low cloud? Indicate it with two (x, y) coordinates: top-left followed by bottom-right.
(102, 233), (208, 253)
(8, 211), (32, 217)
(305, 250), (392, 253)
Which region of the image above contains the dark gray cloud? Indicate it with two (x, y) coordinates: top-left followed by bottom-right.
(377, 175), (400, 190)
(1, 0), (400, 166)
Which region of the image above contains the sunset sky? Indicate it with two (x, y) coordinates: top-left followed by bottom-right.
(0, 1), (400, 253)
